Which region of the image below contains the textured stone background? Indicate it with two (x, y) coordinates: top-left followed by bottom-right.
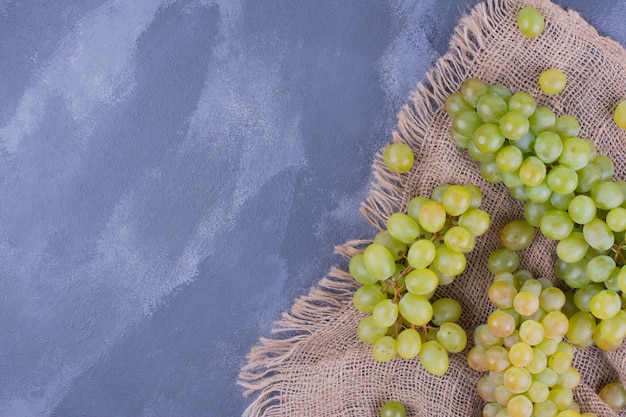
(1, 1), (625, 416)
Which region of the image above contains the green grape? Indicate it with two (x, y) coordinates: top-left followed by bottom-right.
(464, 184), (483, 208)
(445, 92), (472, 116)
(549, 192), (574, 211)
(502, 170), (525, 189)
(547, 388), (573, 411)
(349, 253), (379, 285)
(380, 401), (406, 417)
(444, 226), (473, 252)
(372, 335), (397, 362)
(517, 6), (545, 37)
(419, 200), (447, 233)
(374, 230), (408, 261)
(453, 109), (482, 137)
(489, 280), (518, 309)
(419, 340), (450, 376)
(586, 255), (615, 283)
(562, 260), (591, 289)
(514, 290), (540, 316)
(509, 186), (527, 203)
(482, 160), (503, 183)
(353, 285), (386, 313)
(539, 69), (567, 95)
(513, 130), (536, 153)
(606, 207), (626, 232)
(437, 322), (467, 353)
(476, 323), (504, 347)
(509, 342), (533, 367)
(557, 367), (581, 390)
(494, 385), (513, 406)
(585, 139), (598, 161)
(430, 183), (451, 203)
(614, 99), (626, 130)
(567, 195), (596, 224)
(387, 213), (421, 244)
(594, 155), (615, 181)
(490, 84), (512, 100)
(556, 232), (588, 263)
(593, 323), (623, 351)
(597, 310), (626, 343)
(591, 181), (624, 210)
(461, 78), (490, 107)
(534, 131), (562, 163)
(459, 208), (491, 236)
(529, 106), (556, 134)
(504, 366), (533, 394)
(575, 163), (601, 193)
(468, 345), (488, 372)
(442, 184), (472, 216)
(407, 196), (430, 221)
(504, 330), (523, 348)
(469, 139), (496, 162)
(383, 143), (414, 173)
(540, 287), (566, 312)
(357, 315), (388, 344)
(474, 123), (506, 154)
(509, 92), (536, 117)
(573, 283), (603, 312)
(497, 145), (524, 173)
(559, 137), (590, 170)
(567, 311), (596, 347)
(477, 375), (498, 402)
(542, 311), (569, 338)
(477, 94), (509, 123)
(540, 210), (573, 240)
(430, 264), (455, 286)
(405, 268), (438, 295)
(519, 320), (544, 346)
(500, 110), (530, 140)
(508, 394), (533, 417)
(372, 299), (399, 327)
(533, 401), (558, 417)
(583, 218), (614, 251)
(364, 244), (396, 280)
(433, 246), (466, 276)
(526, 181), (552, 203)
(605, 268), (621, 292)
(527, 380), (550, 403)
(483, 403), (505, 417)
(553, 115), (580, 139)
(524, 200), (554, 227)
(589, 289), (621, 319)
(519, 156), (547, 186)
(599, 382), (626, 411)
(396, 328), (422, 359)
(398, 293), (432, 326)
(547, 166), (578, 194)
(501, 219), (535, 251)
(407, 239), (436, 269)
(485, 345), (511, 372)
(520, 278), (543, 296)
(488, 310), (517, 338)
(431, 298), (462, 325)
(452, 130), (472, 148)
(536, 337), (561, 356)
(489, 248), (520, 274)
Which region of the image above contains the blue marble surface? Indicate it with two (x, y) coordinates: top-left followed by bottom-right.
(1, 1), (625, 416)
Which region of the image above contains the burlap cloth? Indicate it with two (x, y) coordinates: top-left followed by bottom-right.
(238, 0), (626, 415)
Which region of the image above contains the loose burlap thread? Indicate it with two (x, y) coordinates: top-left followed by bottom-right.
(238, 0), (626, 415)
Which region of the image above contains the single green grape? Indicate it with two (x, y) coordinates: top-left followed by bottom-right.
(501, 219), (535, 251)
(559, 137), (590, 170)
(353, 284), (386, 313)
(461, 78), (490, 107)
(487, 310), (516, 338)
(453, 109), (482, 137)
(606, 207), (626, 232)
(540, 210), (573, 240)
(406, 239), (436, 269)
(441, 184), (472, 216)
(591, 181), (624, 210)
(488, 280), (518, 309)
(419, 340), (449, 375)
(614, 99), (626, 130)
(433, 246), (466, 276)
(547, 166), (578, 194)
(568, 195), (596, 224)
(473, 123), (506, 154)
(490, 84), (512, 100)
(526, 181), (552, 203)
(553, 114), (580, 139)
(500, 110), (530, 140)
(589, 289), (621, 320)
(459, 208), (491, 236)
(396, 328), (421, 360)
(406, 196), (429, 221)
(363, 243), (396, 280)
(507, 394), (533, 417)
(509, 92), (536, 117)
(594, 155), (615, 181)
(586, 255), (615, 283)
(349, 253), (378, 285)
(529, 106), (556, 134)
(372, 335), (397, 362)
(496, 145), (524, 173)
(539, 68), (567, 95)
(418, 200), (447, 233)
(398, 293), (432, 326)
(357, 315), (388, 344)
(504, 366), (533, 394)
(381, 400), (407, 417)
(488, 248), (519, 274)
(534, 131), (562, 163)
(549, 191), (574, 211)
(524, 200), (554, 227)
(517, 6), (545, 37)
(437, 322), (467, 353)
(519, 156), (546, 186)
(477, 94), (509, 123)
(383, 143), (414, 173)
(431, 298), (462, 325)
(583, 218), (614, 251)
(556, 232), (588, 263)
(563, 260), (591, 289)
(372, 299), (399, 328)
(443, 226), (473, 252)
(481, 160), (502, 183)
(405, 268), (438, 295)
(445, 92), (472, 116)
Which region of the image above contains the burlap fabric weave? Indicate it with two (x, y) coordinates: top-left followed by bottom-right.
(239, 0), (626, 415)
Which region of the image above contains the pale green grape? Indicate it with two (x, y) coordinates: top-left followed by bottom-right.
(512, 130), (536, 153)
(485, 345), (511, 372)
(372, 335), (397, 362)
(559, 137), (590, 170)
(575, 163), (601, 193)
(533, 401), (558, 417)
(406, 239), (436, 269)
(534, 131), (562, 163)
(594, 155), (615, 181)
(430, 183), (450, 203)
(573, 283), (603, 312)
(549, 192), (574, 211)
(357, 315), (388, 344)
(474, 123), (506, 154)
(437, 322), (467, 353)
(520, 279), (543, 296)
(547, 166), (578, 194)
(536, 337), (561, 356)
(540, 210), (573, 240)
(494, 385), (513, 406)
(566, 311), (595, 348)
(539, 287), (566, 312)
(483, 403), (505, 417)
(453, 109), (483, 137)
(490, 84), (512, 100)
(497, 145), (524, 172)
(489, 280), (518, 309)
(524, 201), (555, 227)
(508, 394), (533, 417)
(464, 184), (483, 208)
(444, 226), (473, 252)
(509, 92), (536, 117)
(568, 195), (596, 224)
(586, 255), (615, 283)
(442, 184), (472, 216)
(514, 290), (540, 316)
(373, 230), (407, 261)
(539, 69), (567, 95)
(477, 94), (509, 123)
(529, 106), (556, 134)
(468, 345), (488, 372)
(509, 342), (534, 367)
(461, 78), (490, 107)
(562, 260), (591, 289)
(614, 99), (626, 129)
(387, 213), (421, 244)
(488, 248), (520, 274)
(445, 92), (472, 116)
(519, 320), (544, 346)
(364, 243), (396, 280)
(373, 299), (399, 327)
(589, 289), (621, 319)
(488, 310), (517, 338)
(396, 328), (422, 359)
(599, 310), (626, 343)
(501, 219), (535, 251)
(556, 367), (581, 390)
(526, 181), (552, 203)
(553, 115), (580, 139)
(398, 293), (432, 326)
(482, 160), (503, 183)
(547, 388), (573, 411)
(353, 284), (386, 313)
(591, 181), (624, 210)
(527, 380), (550, 403)
(380, 400), (406, 417)
(405, 268), (438, 295)
(469, 140), (496, 162)
(477, 375), (498, 402)
(517, 6), (545, 37)
(504, 366), (533, 394)
(407, 196), (430, 221)
(431, 297), (462, 325)
(556, 232), (588, 263)
(509, 186), (528, 202)
(519, 156), (546, 186)
(433, 246), (466, 276)
(606, 207), (626, 232)
(475, 324), (504, 348)
(542, 311), (569, 339)
(419, 340), (449, 375)
(583, 218), (614, 251)
(383, 143), (414, 173)
(599, 381), (626, 411)
(593, 323), (623, 350)
(500, 110), (530, 141)
(451, 131), (471, 149)
(349, 253), (378, 285)
(419, 200), (447, 233)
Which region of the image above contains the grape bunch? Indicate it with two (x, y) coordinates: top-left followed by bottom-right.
(469, 220), (597, 417)
(445, 76), (626, 351)
(349, 184), (491, 375)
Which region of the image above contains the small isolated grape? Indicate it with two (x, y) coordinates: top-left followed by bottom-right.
(539, 68), (567, 95)
(614, 99), (626, 130)
(383, 143), (414, 173)
(517, 6), (545, 37)
(380, 401), (406, 417)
